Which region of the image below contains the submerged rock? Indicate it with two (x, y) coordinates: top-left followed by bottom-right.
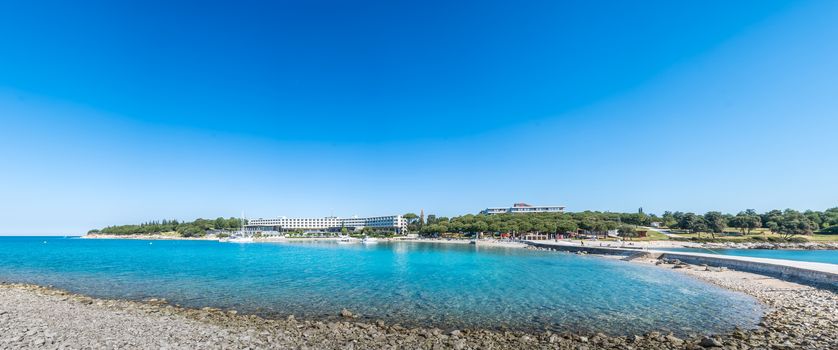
(700, 336), (723, 347)
(665, 334), (684, 345)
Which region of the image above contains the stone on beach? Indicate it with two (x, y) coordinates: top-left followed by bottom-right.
(699, 336), (723, 347)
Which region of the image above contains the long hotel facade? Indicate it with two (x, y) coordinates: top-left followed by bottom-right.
(246, 215), (407, 235)
(480, 203), (565, 215)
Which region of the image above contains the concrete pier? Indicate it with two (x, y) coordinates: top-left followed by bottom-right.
(525, 241), (838, 290)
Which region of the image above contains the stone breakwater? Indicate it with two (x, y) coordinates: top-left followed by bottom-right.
(2, 259), (837, 350)
(701, 242), (838, 250)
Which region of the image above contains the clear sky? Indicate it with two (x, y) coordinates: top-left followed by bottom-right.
(1, 1), (836, 235)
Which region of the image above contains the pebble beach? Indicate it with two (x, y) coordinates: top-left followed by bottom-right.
(1, 252), (835, 349)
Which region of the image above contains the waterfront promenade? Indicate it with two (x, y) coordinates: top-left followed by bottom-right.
(525, 240), (838, 289)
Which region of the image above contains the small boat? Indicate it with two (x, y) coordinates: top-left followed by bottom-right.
(361, 236), (379, 244)
(224, 213), (255, 243)
(228, 236), (254, 244)
(337, 235), (358, 244)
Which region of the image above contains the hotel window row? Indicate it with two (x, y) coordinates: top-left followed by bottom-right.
(246, 215), (407, 233)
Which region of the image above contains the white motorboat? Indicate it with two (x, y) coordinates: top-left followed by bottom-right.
(361, 236), (379, 244)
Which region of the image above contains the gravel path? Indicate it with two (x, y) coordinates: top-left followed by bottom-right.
(1, 257), (836, 349)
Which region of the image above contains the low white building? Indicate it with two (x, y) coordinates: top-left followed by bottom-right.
(480, 203), (565, 215)
(246, 215), (407, 235)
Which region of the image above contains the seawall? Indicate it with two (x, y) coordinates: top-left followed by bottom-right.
(525, 241), (838, 290)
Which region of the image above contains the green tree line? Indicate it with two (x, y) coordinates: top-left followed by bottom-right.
(410, 207), (838, 238)
(664, 208), (838, 239)
(88, 217), (244, 237)
(412, 211), (655, 238)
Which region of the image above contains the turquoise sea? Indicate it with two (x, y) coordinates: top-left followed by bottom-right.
(0, 237), (763, 336)
(658, 248), (838, 264)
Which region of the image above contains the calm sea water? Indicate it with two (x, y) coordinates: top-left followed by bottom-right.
(659, 248), (838, 264)
(0, 237), (763, 335)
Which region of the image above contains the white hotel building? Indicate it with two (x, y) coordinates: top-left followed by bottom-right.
(480, 203), (566, 215)
(246, 215), (407, 235)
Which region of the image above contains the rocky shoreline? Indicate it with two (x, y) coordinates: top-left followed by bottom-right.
(81, 234), (218, 240)
(81, 234), (529, 248)
(2, 254), (836, 349)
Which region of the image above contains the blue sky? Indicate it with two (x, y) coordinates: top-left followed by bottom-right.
(1, 1), (836, 235)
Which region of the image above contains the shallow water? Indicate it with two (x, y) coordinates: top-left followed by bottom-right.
(0, 237), (763, 335)
(659, 247), (838, 264)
